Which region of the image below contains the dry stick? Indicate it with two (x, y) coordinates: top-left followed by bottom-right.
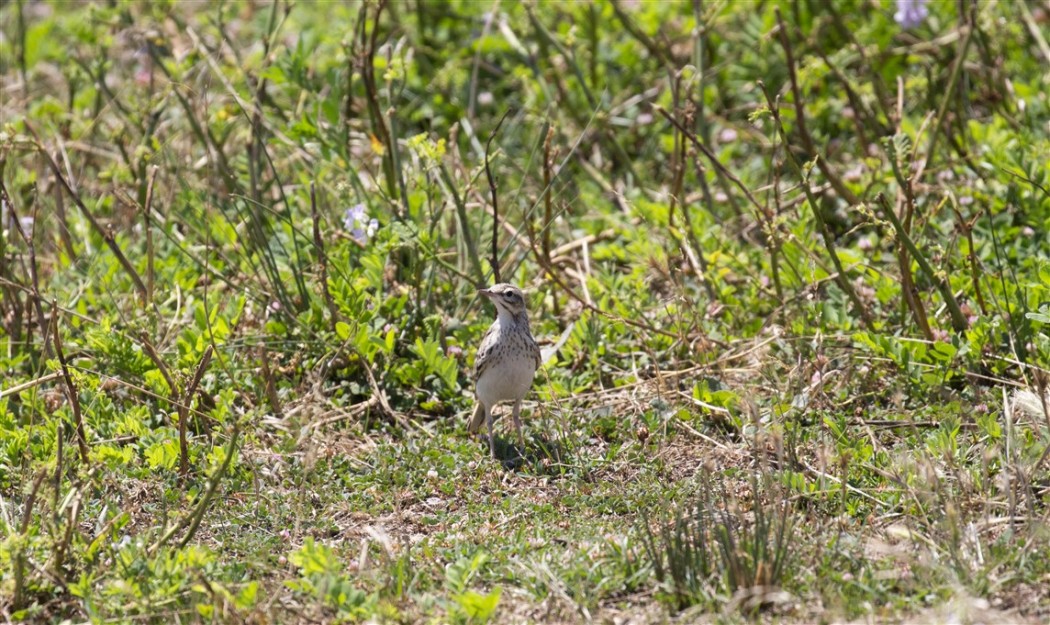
(51, 308), (89, 464)
(673, 103), (718, 301)
(525, 230), (687, 342)
(655, 106), (765, 217)
(248, 0), (283, 205)
(439, 163), (485, 284)
(0, 372), (64, 399)
(52, 484), (82, 580)
(609, 0), (675, 68)
(888, 83), (934, 340)
(811, 45), (876, 149)
(541, 125), (556, 273)
(658, 105), (779, 298)
(875, 194), (968, 332)
(467, 0), (502, 120)
(949, 195), (987, 316)
(258, 345), (283, 419)
(0, 198), (16, 349)
(759, 87), (874, 328)
(484, 109), (512, 284)
(25, 122), (149, 304)
(773, 8), (860, 207)
(145, 45), (239, 196)
(52, 387), (65, 527)
(767, 111), (788, 302)
(52, 173), (77, 262)
(894, 196), (935, 341)
(143, 166), (158, 310)
(1, 180), (52, 357)
(1025, 373), (1050, 480)
(139, 338), (214, 476)
(359, 0), (398, 201)
(914, 16), (975, 185)
(151, 425), (241, 554)
(310, 182), (339, 332)
(525, 6), (637, 180)
(13, 471), (47, 610)
(181, 346), (214, 476)
(823, 2), (894, 126)
(68, 365), (216, 421)
(140, 335), (177, 409)
(1019, 0), (1050, 64)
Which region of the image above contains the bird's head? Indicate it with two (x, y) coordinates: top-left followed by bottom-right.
(479, 283), (528, 317)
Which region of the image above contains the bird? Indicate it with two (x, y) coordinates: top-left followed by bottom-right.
(468, 283), (542, 457)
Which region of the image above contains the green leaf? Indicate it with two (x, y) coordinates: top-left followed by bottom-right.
(1025, 312), (1050, 324)
(235, 581), (259, 610)
(145, 439), (179, 470)
(454, 588), (501, 621)
(930, 341), (957, 362)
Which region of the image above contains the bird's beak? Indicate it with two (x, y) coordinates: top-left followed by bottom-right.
(478, 288), (492, 299)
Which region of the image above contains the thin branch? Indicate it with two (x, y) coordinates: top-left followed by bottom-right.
(25, 122), (150, 303)
(875, 194), (969, 332)
(759, 86), (873, 329)
(773, 8), (860, 206)
(152, 426), (241, 553)
(310, 182), (339, 331)
(51, 307), (89, 464)
(484, 109), (512, 284)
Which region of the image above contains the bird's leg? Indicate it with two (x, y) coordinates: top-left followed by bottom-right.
(512, 400), (525, 451)
(486, 405), (496, 458)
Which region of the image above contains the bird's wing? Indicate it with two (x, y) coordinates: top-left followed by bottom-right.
(473, 324), (498, 380)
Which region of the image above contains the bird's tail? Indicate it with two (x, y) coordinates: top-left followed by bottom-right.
(467, 402), (485, 433)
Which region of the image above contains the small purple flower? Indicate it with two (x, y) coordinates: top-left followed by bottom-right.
(342, 203), (365, 229)
(343, 203), (379, 245)
(895, 0), (929, 29)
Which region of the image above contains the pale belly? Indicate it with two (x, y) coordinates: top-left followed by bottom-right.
(476, 355), (536, 407)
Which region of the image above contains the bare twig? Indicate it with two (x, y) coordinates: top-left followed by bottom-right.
(875, 194), (968, 332)
(484, 109), (511, 284)
(773, 9), (860, 206)
(654, 106), (764, 217)
(139, 334), (214, 476)
(310, 182), (339, 331)
(152, 425), (241, 553)
(25, 122), (150, 304)
(143, 166), (158, 309)
(258, 345), (283, 419)
(13, 471), (48, 610)
(181, 345), (214, 476)
(914, 14), (975, 184)
(0, 372), (64, 399)
(758, 86), (873, 329)
(51, 308), (89, 464)
(948, 193), (987, 316)
(541, 125), (556, 272)
(1, 180), (52, 357)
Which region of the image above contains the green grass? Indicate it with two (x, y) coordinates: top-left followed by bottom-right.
(1, 0), (1049, 623)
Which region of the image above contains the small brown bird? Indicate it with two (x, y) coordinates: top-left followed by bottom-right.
(468, 283), (541, 457)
